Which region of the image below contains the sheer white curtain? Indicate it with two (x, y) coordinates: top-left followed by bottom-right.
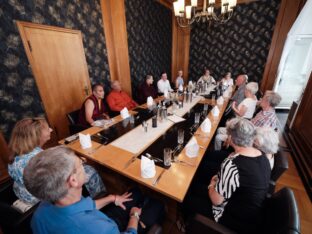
(274, 0), (312, 108)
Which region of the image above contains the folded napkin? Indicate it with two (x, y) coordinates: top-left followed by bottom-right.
(179, 84), (183, 92)
(141, 156), (156, 178)
(185, 137), (199, 158)
(212, 106), (220, 117)
(79, 133), (92, 149)
(120, 107), (130, 119)
(147, 96), (154, 106)
(217, 96), (224, 105)
(201, 118), (211, 133)
(167, 114), (185, 123)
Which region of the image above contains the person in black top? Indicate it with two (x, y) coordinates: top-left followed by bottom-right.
(184, 118), (271, 233)
(137, 75), (158, 104)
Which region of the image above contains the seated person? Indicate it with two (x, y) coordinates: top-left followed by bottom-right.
(78, 84), (110, 127)
(231, 82), (258, 119)
(137, 75), (158, 104)
(157, 72), (173, 94)
(107, 80), (138, 112)
(251, 90), (281, 129)
(230, 74), (248, 105)
(254, 127), (279, 169)
(8, 118), (106, 205)
(183, 118), (271, 234)
(175, 70), (184, 89)
(220, 72), (234, 87)
(197, 69), (216, 85)
(215, 82), (258, 150)
(23, 146), (164, 234)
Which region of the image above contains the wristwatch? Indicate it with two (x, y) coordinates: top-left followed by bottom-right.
(130, 211), (140, 221)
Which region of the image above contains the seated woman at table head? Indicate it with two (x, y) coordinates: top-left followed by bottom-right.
(197, 68), (216, 85)
(78, 83), (110, 127)
(137, 75), (158, 104)
(184, 117), (271, 233)
(254, 127), (279, 169)
(8, 117), (106, 205)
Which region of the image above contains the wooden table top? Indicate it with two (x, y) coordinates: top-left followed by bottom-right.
(60, 95), (230, 202)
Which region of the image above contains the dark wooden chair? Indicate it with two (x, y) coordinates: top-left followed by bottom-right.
(186, 187), (300, 234)
(66, 109), (88, 135)
(268, 150), (289, 195)
(0, 179), (38, 234)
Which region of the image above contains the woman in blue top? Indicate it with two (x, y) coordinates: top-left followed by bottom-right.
(8, 117), (106, 205)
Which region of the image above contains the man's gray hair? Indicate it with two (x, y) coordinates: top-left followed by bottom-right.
(226, 117), (256, 147)
(254, 127), (279, 154)
(246, 82), (258, 95)
(243, 74), (248, 83)
(264, 91), (282, 108)
(23, 146), (77, 202)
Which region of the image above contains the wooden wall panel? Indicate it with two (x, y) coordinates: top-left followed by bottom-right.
(171, 15), (191, 84)
(260, 0), (302, 92)
(101, 0), (132, 96)
(287, 72), (312, 199)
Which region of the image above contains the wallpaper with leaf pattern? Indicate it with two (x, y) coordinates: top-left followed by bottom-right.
(188, 0), (281, 83)
(125, 0), (172, 101)
(0, 0), (109, 140)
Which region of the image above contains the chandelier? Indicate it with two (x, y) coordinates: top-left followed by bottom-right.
(173, 0), (237, 28)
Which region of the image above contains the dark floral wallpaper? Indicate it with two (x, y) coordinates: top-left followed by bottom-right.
(188, 0), (281, 83)
(125, 0), (172, 101)
(0, 0), (109, 140)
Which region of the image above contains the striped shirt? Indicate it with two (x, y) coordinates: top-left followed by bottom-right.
(251, 109), (279, 129)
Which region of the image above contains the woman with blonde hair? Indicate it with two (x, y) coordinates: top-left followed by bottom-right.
(8, 117), (105, 205)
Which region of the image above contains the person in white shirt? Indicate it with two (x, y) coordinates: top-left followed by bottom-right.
(220, 72), (234, 87)
(197, 69), (216, 85)
(157, 72), (173, 94)
(175, 70), (184, 89)
(214, 82), (258, 150)
(231, 82), (258, 119)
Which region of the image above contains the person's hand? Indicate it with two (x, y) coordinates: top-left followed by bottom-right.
(130, 207), (142, 216)
(231, 101), (237, 109)
(210, 175), (218, 185)
(114, 192), (133, 210)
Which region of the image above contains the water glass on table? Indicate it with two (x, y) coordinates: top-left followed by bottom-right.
(177, 129), (184, 145)
(163, 148), (172, 167)
(194, 112), (200, 124)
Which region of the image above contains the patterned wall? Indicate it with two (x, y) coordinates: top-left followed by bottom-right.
(188, 0), (281, 83)
(125, 0), (172, 100)
(0, 0), (109, 140)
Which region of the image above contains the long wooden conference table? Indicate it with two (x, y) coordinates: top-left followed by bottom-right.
(60, 91), (230, 203)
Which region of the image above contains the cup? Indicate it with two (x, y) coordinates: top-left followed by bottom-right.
(152, 116), (157, 128)
(204, 103), (209, 111)
(130, 114), (135, 124)
(195, 112), (200, 124)
(163, 148), (172, 167)
(177, 129), (184, 145)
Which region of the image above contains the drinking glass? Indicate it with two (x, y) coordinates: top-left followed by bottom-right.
(164, 148), (172, 167)
(211, 94), (216, 105)
(195, 112), (200, 124)
(177, 129), (184, 145)
(204, 103), (209, 111)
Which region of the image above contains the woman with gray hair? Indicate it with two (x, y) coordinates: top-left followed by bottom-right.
(231, 81), (258, 119)
(184, 118), (271, 233)
(254, 127), (279, 169)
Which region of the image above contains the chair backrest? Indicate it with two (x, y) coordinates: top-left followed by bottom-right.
(271, 150), (289, 182)
(264, 187), (300, 234)
(66, 109), (81, 125)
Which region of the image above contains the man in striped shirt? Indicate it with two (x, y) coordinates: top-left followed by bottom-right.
(251, 91), (282, 130)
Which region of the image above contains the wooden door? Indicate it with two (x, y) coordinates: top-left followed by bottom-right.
(17, 21), (91, 139)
